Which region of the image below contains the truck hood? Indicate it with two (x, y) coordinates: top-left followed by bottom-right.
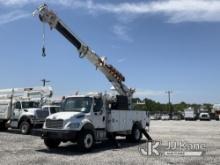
(24, 108), (41, 114)
(47, 111), (84, 121)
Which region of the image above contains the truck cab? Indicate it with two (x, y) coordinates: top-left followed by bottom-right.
(42, 105), (60, 116)
(10, 99), (46, 134)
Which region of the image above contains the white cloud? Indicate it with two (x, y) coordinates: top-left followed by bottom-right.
(117, 58), (126, 63)
(112, 24), (132, 42)
(0, 10), (30, 25)
(1, 0), (220, 25)
(0, 0), (35, 6)
(74, 0), (220, 23)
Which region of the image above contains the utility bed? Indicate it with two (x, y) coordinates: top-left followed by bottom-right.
(107, 110), (149, 132)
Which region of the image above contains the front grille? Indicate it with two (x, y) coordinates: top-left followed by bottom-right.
(46, 119), (64, 129)
(36, 110), (49, 120)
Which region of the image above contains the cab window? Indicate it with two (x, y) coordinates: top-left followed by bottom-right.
(94, 98), (103, 112)
(15, 102), (21, 109)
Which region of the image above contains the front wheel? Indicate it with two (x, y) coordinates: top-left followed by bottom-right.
(44, 139), (61, 149)
(0, 122), (8, 131)
(20, 121), (31, 135)
(77, 130), (94, 152)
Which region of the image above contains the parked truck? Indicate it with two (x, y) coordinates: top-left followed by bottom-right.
(184, 107), (197, 120)
(0, 86), (53, 134)
(213, 104), (220, 120)
(33, 4), (151, 151)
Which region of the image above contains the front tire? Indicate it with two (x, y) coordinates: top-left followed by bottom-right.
(20, 121), (31, 135)
(77, 130), (94, 152)
(44, 139), (61, 149)
(0, 122), (8, 131)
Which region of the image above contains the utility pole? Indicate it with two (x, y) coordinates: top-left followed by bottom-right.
(166, 91), (173, 119)
(41, 79), (50, 87)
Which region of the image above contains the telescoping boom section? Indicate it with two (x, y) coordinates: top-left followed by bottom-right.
(33, 4), (135, 104)
(0, 86), (53, 99)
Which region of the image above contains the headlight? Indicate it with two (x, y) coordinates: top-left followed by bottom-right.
(67, 122), (81, 129)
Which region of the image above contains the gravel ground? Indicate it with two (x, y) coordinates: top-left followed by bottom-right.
(0, 120), (219, 165)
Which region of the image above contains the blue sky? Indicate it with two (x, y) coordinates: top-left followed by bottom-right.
(0, 0), (220, 104)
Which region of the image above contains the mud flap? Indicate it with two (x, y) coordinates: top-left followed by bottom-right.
(108, 133), (121, 148)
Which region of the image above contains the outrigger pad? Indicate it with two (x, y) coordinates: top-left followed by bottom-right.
(141, 129), (153, 142)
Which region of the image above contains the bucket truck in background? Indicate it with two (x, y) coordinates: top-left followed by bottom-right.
(0, 86), (53, 134)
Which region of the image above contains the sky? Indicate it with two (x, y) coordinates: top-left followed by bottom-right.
(0, 0), (220, 104)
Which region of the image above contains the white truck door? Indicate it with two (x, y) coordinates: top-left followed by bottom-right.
(10, 102), (22, 127)
(91, 98), (106, 129)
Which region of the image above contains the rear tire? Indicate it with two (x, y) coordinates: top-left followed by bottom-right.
(128, 125), (142, 143)
(44, 139), (61, 149)
(77, 130), (94, 152)
(20, 121), (31, 135)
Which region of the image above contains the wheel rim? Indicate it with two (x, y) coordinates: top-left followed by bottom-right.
(21, 124), (28, 133)
(134, 129), (140, 140)
(84, 134), (93, 149)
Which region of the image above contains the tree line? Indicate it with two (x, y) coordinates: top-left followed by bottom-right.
(132, 98), (213, 113)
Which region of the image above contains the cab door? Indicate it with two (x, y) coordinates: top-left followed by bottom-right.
(10, 101), (22, 127)
(92, 98), (106, 129)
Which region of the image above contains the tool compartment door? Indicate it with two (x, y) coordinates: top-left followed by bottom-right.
(107, 110), (120, 132)
(107, 110), (148, 132)
(0, 102), (10, 120)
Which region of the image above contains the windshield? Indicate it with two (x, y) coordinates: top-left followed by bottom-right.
(22, 101), (40, 109)
(50, 107), (60, 114)
(63, 97), (92, 113)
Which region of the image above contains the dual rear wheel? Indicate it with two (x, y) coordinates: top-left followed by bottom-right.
(126, 125), (142, 142)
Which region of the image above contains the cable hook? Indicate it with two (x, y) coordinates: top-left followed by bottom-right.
(42, 22), (46, 57)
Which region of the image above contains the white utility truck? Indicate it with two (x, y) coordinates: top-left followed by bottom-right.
(184, 107), (197, 120)
(0, 86), (53, 134)
(213, 104), (220, 120)
(33, 4), (151, 151)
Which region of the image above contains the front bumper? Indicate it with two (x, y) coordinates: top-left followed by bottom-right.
(200, 118), (210, 120)
(31, 119), (45, 127)
(42, 129), (78, 141)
